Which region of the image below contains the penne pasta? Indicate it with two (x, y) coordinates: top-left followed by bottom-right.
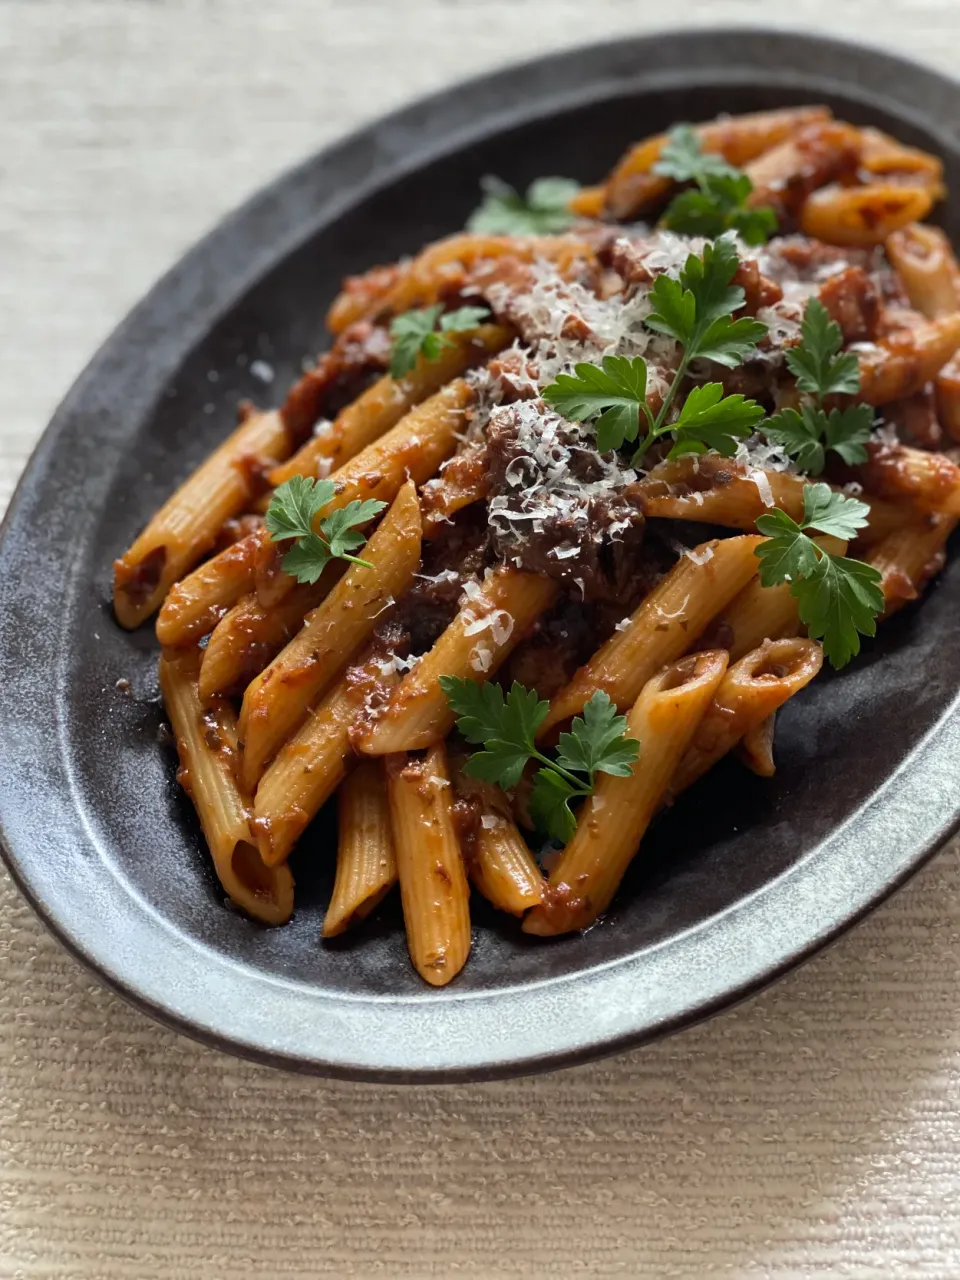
(668, 639), (824, 797)
(357, 568), (559, 755)
(450, 754), (544, 915)
(238, 480), (422, 792)
(857, 313), (960, 405)
(158, 651), (294, 925)
(604, 105), (832, 220)
(858, 128), (945, 192)
(739, 714), (777, 778)
(387, 743), (471, 986)
(936, 354), (960, 443)
(253, 653), (397, 866)
(864, 512), (958, 617)
(269, 325), (510, 487)
(800, 183), (936, 247)
(853, 441), (960, 516)
(323, 758), (398, 937)
(524, 651), (729, 936)
(699, 536), (845, 659)
(370, 233), (596, 319)
(197, 566), (344, 701)
(885, 225), (960, 318)
(636, 456), (903, 545)
(115, 410), (292, 629)
(538, 536), (764, 736)
(155, 529), (261, 648)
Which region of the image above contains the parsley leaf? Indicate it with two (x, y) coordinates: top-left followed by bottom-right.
(654, 126), (778, 245)
(265, 477), (387, 584)
(762, 405), (827, 475)
(762, 298), (874, 475)
(441, 678), (640, 843)
(440, 678), (547, 791)
(755, 483), (883, 668)
(543, 240), (766, 465)
(389, 303), (490, 379)
(542, 355), (651, 452)
(264, 474), (334, 541)
(669, 384), (766, 458)
(653, 125), (737, 183)
(785, 297), (861, 397)
(554, 692), (639, 779)
(466, 175), (580, 235)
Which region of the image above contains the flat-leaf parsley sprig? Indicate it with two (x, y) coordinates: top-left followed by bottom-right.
(755, 482), (884, 668)
(440, 677), (640, 843)
(466, 176), (580, 235)
(543, 236), (767, 461)
(389, 304), (491, 379)
(264, 475), (387, 584)
(654, 125), (778, 245)
(762, 297), (874, 475)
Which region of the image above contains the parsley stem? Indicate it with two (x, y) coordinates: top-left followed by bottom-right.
(630, 351), (692, 467)
(528, 746), (591, 796)
(340, 553), (375, 569)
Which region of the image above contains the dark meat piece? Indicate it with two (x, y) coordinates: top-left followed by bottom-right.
(382, 506), (491, 655)
(280, 320), (392, 443)
(732, 259), (784, 316)
(817, 265), (881, 344)
(484, 406), (645, 600)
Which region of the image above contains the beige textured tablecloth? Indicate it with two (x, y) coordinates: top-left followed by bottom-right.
(5, 2), (960, 1275)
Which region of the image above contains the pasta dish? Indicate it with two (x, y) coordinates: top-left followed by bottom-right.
(113, 106), (960, 984)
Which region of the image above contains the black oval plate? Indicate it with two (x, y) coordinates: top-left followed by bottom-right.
(3, 28), (960, 1082)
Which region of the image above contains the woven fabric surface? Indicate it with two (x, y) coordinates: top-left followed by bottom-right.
(4, 1), (960, 1275)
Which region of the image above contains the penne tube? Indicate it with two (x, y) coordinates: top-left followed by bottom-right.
(538, 536), (763, 737)
(668, 639), (824, 797)
(936, 354), (960, 443)
(387, 743), (471, 986)
(155, 529), (261, 648)
(114, 410), (291, 629)
(604, 105), (832, 220)
(357, 568), (559, 755)
(699, 536), (845, 659)
(197, 566), (344, 701)
(372, 233), (595, 318)
(254, 653), (397, 866)
(800, 183), (936, 247)
(852, 441), (960, 515)
(857, 313), (960, 405)
(420, 446), (491, 536)
(637, 455), (906, 547)
(858, 128), (945, 192)
(450, 755), (544, 915)
(739, 714), (777, 778)
(524, 651), (729, 936)
(864, 512), (958, 617)
(256, 379), (472, 609)
(327, 262), (408, 335)
(885, 225), (960, 318)
(323, 758), (397, 937)
(568, 184), (606, 219)
(158, 651), (294, 925)
(269, 325), (510, 487)
(238, 481), (422, 792)
(743, 121), (861, 220)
